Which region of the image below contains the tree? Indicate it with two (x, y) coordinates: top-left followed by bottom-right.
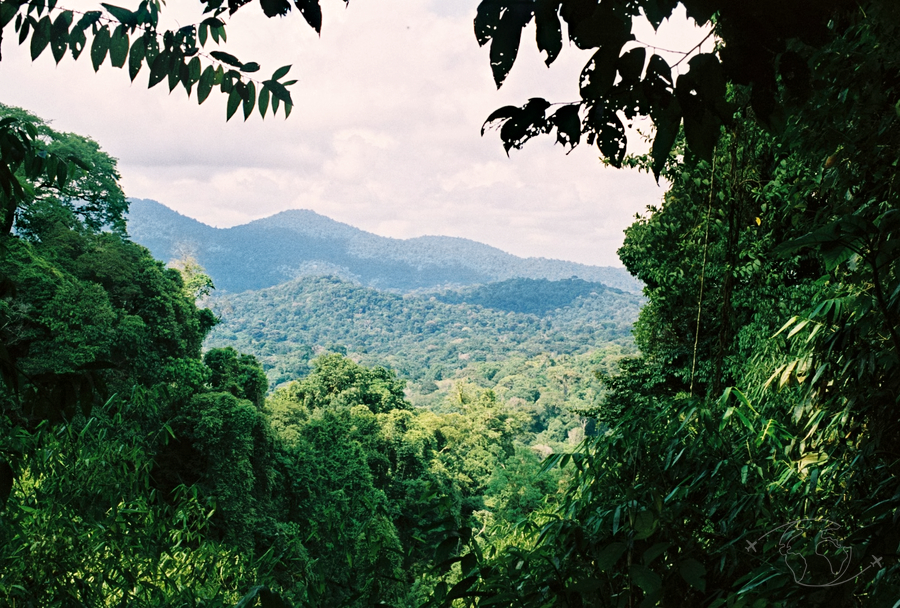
(204, 346), (268, 407)
(0, 103), (127, 236)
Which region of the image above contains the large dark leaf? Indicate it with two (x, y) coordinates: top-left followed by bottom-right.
(579, 46), (619, 100)
(534, 0), (562, 66)
(641, 0), (679, 30)
(474, 0), (503, 46)
(489, 98), (551, 154)
(649, 93), (681, 180)
(676, 73), (717, 161)
(489, 2), (534, 88)
(617, 47), (646, 84)
(294, 0), (322, 32)
(259, 0), (290, 17)
(548, 103), (581, 149)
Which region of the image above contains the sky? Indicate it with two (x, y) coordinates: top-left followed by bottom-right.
(0, 0), (707, 267)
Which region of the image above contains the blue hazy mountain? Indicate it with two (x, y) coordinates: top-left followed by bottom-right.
(126, 198), (642, 293)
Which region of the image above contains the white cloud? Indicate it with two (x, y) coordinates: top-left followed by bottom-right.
(0, 0), (702, 266)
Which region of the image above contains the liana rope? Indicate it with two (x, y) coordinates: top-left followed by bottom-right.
(689, 151), (716, 398)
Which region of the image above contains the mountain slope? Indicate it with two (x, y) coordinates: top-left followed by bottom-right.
(205, 275), (643, 389)
(126, 199), (642, 293)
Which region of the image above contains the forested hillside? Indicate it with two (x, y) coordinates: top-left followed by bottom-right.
(204, 275), (640, 391)
(126, 199), (643, 293)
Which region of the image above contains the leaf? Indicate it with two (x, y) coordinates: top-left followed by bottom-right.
(633, 510), (657, 540)
(586, 105), (627, 167)
(210, 50), (242, 68)
(226, 88), (241, 121)
(595, 541), (626, 570)
(642, 0), (678, 29)
(30, 15), (52, 60)
(234, 586), (290, 608)
(547, 103), (581, 149)
(643, 542), (669, 565)
(50, 11), (72, 64)
(90, 25), (111, 71)
(534, 0), (561, 66)
(679, 558), (706, 591)
(55, 157), (68, 188)
(242, 80), (256, 120)
(260, 0), (291, 17)
(109, 25), (129, 68)
(797, 452), (828, 472)
(170, 55), (187, 91)
(489, 2), (533, 88)
(239, 61), (260, 73)
(474, 0), (502, 47)
(294, 0), (322, 33)
(188, 56), (201, 83)
(18, 14), (32, 46)
(496, 98), (551, 154)
(580, 46), (619, 100)
(617, 47), (646, 83)
(263, 79), (293, 105)
(258, 85), (270, 118)
(147, 50), (170, 88)
(629, 564), (661, 595)
(272, 64), (291, 80)
(0, 2), (18, 28)
(101, 3), (137, 28)
(646, 69), (680, 178)
(482, 104), (520, 135)
(128, 34), (145, 80)
(676, 72), (718, 161)
(197, 65), (215, 104)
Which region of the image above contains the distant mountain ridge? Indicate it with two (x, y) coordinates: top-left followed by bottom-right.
(126, 199), (642, 293)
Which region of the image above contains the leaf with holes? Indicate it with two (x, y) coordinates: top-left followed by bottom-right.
(197, 65), (215, 104)
(534, 0), (561, 66)
(294, 0), (322, 33)
(580, 46), (619, 100)
(90, 25), (111, 71)
(548, 103), (581, 149)
(489, 2), (533, 88)
(49, 11), (71, 63)
(128, 35), (144, 80)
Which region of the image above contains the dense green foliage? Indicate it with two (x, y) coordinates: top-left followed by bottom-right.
(0, 109), (576, 605)
(205, 274), (640, 390)
(435, 3), (900, 606)
(5, 0), (900, 605)
(126, 199), (643, 293)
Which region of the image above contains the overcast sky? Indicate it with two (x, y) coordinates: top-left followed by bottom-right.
(0, 0), (706, 266)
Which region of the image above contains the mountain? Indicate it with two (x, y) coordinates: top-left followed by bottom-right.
(126, 199), (642, 293)
(205, 275), (643, 391)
